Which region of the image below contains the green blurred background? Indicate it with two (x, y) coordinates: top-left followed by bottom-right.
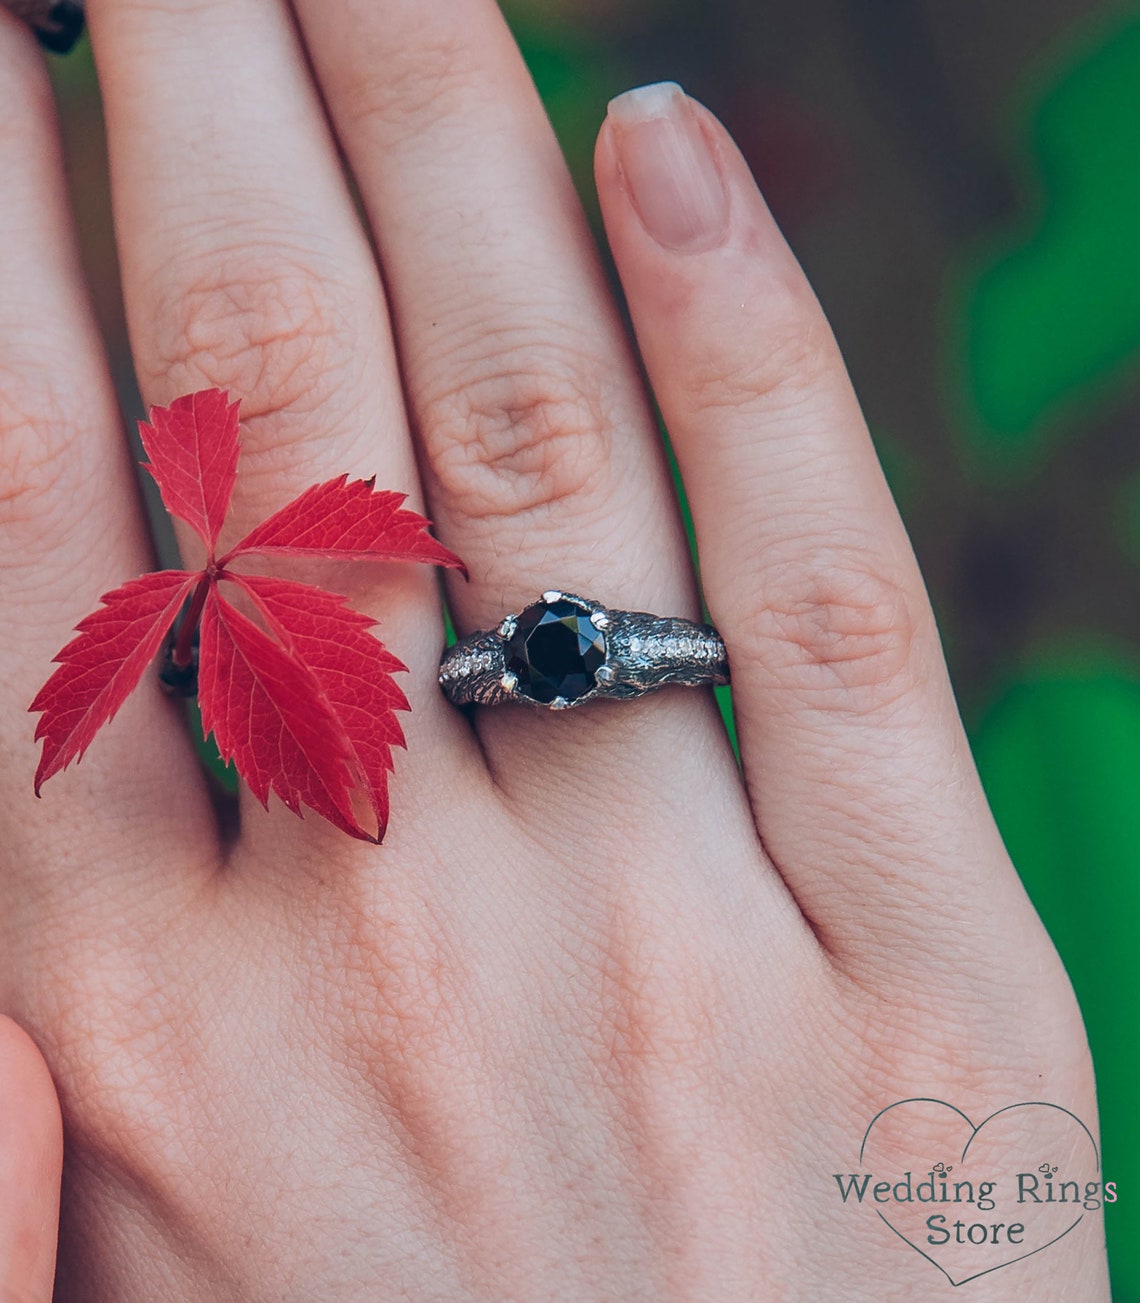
(47, 0), (1139, 1292)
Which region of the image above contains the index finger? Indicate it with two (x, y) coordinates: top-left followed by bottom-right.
(0, 13), (217, 894)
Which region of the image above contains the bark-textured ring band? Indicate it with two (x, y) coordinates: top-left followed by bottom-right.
(2, 0), (84, 54)
(439, 590), (730, 710)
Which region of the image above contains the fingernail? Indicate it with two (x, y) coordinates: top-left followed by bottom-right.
(607, 82), (729, 252)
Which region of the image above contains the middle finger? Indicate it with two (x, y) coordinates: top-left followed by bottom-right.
(292, 0), (722, 785)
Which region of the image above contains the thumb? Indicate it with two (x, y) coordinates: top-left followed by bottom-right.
(0, 1017), (61, 1302)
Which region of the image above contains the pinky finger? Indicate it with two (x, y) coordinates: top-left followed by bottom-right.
(595, 84), (1030, 970)
(0, 1016), (61, 1302)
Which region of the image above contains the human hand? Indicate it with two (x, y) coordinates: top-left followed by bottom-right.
(0, 0), (1110, 1298)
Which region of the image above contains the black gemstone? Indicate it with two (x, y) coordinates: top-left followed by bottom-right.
(35, 3), (86, 55)
(504, 598), (606, 705)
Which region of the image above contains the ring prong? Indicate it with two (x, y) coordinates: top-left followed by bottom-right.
(589, 610), (611, 630)
(550, 696), (570, 709)
(498, 615), (518, 639)
(595, 664), (616, 686)
(500, 671), (518, 692)
(541, 589), (563, 604)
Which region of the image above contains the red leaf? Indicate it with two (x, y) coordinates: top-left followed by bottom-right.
(228, 573), (410, 839)
(222, 475), (467, 575)
(197, 587), (373, 842)
(33, 387), (467, 843)
(138, 388), (240, 553)
(30, 570), (197, 792)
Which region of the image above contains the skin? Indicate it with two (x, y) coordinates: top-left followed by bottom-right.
(0, 1), (1110, 1298)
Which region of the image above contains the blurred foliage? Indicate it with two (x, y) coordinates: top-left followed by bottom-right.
(1117, 466), (1140, 568)
(972, 649), (1140, 1296)
(506, 4), (624, 223)
(869, 426), (922, 519)
(186, 699), (237, 794)
(949, 13), (1140, 1293)
(958, 14), (1140, 473)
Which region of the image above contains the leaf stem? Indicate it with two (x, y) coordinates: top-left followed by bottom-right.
(172, 574), (211, 668)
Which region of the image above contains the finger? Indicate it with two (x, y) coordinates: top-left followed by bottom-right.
(278, 0), (779, 953)
(289, 0), (720, 782)
(595, 85), (1030, 965)
(0, 12), (216, 894)
(85, 0), (416, 550)
(86, 0), (482, 858)
(0, 1017), (61, 1303)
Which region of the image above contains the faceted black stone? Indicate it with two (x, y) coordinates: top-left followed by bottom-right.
(504, 598), (606, 705)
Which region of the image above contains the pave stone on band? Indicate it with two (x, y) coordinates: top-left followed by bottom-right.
(439, 591), (729, 710)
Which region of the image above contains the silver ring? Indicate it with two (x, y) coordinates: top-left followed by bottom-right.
(438, 590), (729, 710)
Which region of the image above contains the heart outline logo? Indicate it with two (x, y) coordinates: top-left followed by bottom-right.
(858, 1098), (1099, 1287)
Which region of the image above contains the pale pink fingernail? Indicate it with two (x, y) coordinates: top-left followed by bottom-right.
(607, 82), (729, 252)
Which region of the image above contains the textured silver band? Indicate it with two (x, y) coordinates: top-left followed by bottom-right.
(439, 590), (729, 710)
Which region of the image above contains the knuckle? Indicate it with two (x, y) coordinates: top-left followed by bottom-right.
(593, 899), (724, 1083)
(145, 247), (354, 434)
(31, 948), (189, 1171)
(585, 898), (773, 1164)
(422, 362), (613, 521)
(0, 372), (83, 548)
(738, 550), (920, 708)
(340, 31), (474, 135)
(843, 983), (1093, 1113)
(687, 277), (837, 415)
(332, 910), (465, 1087)
(314, 907), (497, 1191)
